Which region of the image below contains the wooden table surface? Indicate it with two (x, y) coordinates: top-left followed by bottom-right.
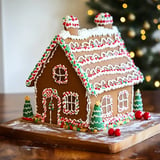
(0, 91), (160, 160)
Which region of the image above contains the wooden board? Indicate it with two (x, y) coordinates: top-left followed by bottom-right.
(0, 113), (160, 153)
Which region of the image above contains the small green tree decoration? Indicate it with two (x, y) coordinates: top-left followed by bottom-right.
(23, 96), (34, 118)
(89, 101), (104, 132)
(133, 89), (143, 112)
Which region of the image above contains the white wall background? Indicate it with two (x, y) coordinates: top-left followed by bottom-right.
(0, 0), (90, 93)
(0, 0), (4, 93)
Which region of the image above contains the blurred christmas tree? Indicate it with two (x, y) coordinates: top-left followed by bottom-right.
(86, 0), (160, 90)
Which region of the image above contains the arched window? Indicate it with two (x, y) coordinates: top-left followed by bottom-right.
(101, 95), (113, 118)
(118, 90), (129, 112)
(52, 64), (68, 84)
(62, 91), (79, 115)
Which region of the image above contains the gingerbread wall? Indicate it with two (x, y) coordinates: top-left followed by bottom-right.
(35, 45), (88, 124)
(90, 86), (133, 119)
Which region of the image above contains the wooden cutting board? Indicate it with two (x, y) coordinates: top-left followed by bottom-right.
(0, 113), (160, 153)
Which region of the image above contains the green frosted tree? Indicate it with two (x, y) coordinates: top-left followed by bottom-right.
(89, 101), (104, 131)
(23, 96), (34, 118)
(133, 89), (143, 112)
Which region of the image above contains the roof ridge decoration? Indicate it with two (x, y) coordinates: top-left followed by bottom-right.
(59, 26), (119, 40)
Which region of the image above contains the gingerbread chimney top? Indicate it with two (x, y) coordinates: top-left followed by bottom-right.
(63, 15), (80, 35)
(94, 12), (113, 29)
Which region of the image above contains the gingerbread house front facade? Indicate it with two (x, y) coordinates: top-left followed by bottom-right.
(26, 13), (143, 130)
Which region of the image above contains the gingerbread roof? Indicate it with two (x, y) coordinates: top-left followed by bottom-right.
(26, 14), (144, 95)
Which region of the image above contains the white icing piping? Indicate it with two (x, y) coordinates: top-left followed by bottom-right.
(34, 46), (58, 116)
(69, 37), (115, 48)
(59, 26), (119, 40)
(62, 91), (79, 115)
(101, 95), (113, 118)
(85, 61), (135, 80)
(131, 85), (134, 112)
(86, 91), (91, 125)
(77, 49), (127, 66)
(93, 72), (143, 95)
(103, 112), (134, 126)
(118, 90), (129, 113)
(69, 39), (120, 53)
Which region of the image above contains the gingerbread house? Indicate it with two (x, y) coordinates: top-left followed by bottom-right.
(26, 13), (143, 130)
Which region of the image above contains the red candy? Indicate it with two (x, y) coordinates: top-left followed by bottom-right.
(115, 129), (121, 136)
(108, 128), (115, 136)
(135, 110), (143, 119)
(143, 112), (151, 120)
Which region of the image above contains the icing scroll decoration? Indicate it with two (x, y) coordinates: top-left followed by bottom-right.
(85, 61), (134, 80)
(68, 37), (119, 53)
(77, 48), (125, 66)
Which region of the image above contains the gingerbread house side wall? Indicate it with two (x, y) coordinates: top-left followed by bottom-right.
(34, 45), (89, 125)
(89, 86), (133, 123)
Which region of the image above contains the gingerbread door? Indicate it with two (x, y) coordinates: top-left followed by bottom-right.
(42, 88), (61, 125)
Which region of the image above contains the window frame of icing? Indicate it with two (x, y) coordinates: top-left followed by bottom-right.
(52, 64), (68, 84)
(62, 91), (79, 115)
(101, 95), (113, 118)
(118, 90), (129, 112)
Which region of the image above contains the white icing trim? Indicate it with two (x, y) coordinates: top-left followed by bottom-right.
(62, 91), (79, 115)
(118, 90), (129, 113)
(69, 37), (120, 53)
(103, 112), (134, 126)
(52, 64), (68, 84)
(77, 49), (125, 66)
(101, 95), (113, 118)
(86, 91), (91, 125)
(131, 85), (134, 112)
(93, 72), (143, 95)
(59, 26), (119, 40)
(34, 46), (58, 116)
(85, 61), (134, 80)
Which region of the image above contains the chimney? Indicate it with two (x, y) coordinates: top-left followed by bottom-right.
(63, 15), (80, 35)
(94, 12), (113, 29)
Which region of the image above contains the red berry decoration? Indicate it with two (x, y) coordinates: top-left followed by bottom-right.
(115, 129), (121, 136)
(135, 110), (143, 119)
(108, 128), (115, 136)
(69, 125), (73, 130)
(143, 112), (151, 120)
